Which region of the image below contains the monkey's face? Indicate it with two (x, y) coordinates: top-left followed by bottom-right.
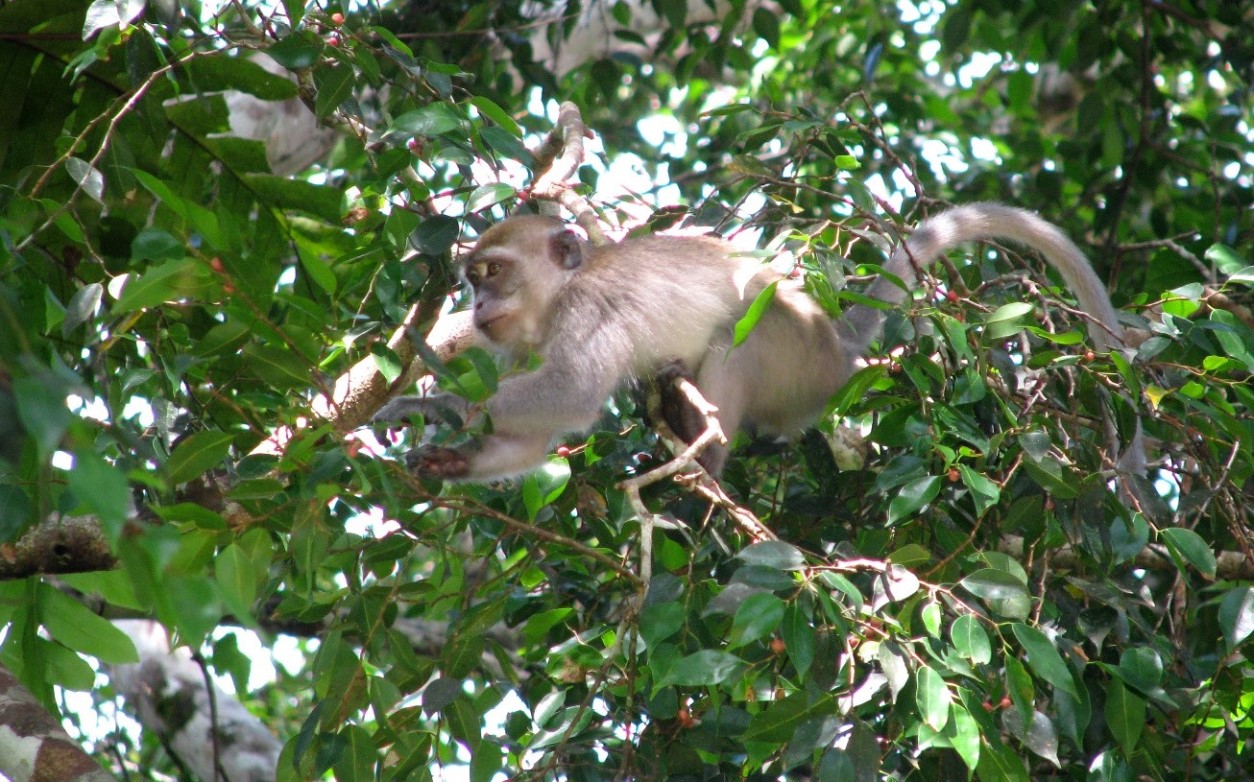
(463, 216), (585, 350)
(465, 256), (525, 343)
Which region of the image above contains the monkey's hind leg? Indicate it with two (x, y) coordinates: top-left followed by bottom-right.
(652, 360), (729, 475)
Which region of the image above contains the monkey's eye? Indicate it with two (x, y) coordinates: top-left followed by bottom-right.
(465, 270), (481, 286)
(486, 262), (502, 277)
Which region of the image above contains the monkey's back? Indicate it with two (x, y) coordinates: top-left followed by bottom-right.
(566, 235), (772, 375)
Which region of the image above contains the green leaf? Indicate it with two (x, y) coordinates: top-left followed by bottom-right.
(215, 543), (258, 616)
(183, 55), (299, 100)
(948, 702), (980, 772)
(43, 638), (98, 691)
(959, 568), (1027, 601)
(164, 93), (231, 136)
(976, 737), (1029, 782)
(886, 475), (941, 524)
(0, 485), (34, 542)
(1019, 440), (1080, 499)
(1010, 623), (1078, 699)
(1205, 244), (1246, 276)
(63, 283), (102, 335)
(243, 343), (311, 391)
(960, 568), (1030, 619)
(781, 604), (816, 677)
(741, 692), (835, 743)
(878, 641), (909, 700)
(728, 593), (785, 650)
(1117, 647), (1163, 691)
(983, 301), (1035, 340)
(466, 183), (516, 213)
(957, 464), (1000, 515)
(639, 602), (685, 650)
(66, 157), (104, 204)
(314, 64), (354, 118)
(657, 650), (742, 688)
(521, 463), (571, 518)
(1159, 527), (1217, 578)
(469, 740), (502, 782)
(736, 540), (806, 570)
(66, 451), (131, 539)
(413, 215), (460, 255)
(390, 104), (467, 139)
(479, 126), (531, 163)
(751, 7), (781, 49)
(921, 601), (942, 638)
(13, 376), (70, 456)
(243, 174), (345, 223)
(732, 281), (778, 347)
(1006, 655), (1035, 718)
(166, 430), (233, 486)
(950, 615), (991, 664)
(469, 96), (521, 136)
(1219, 587), (1254, 649)
(113, 258), (216, 312)
(1104, 679), (1146, 757)
(267, 30), (321, 69)
(333, 725), (377, 782)
(132, 228), (185, 261)
(130, 169), (225, 248)
(443, 634), (484, 679)
(40, 584), (139, 664)
(421, 677), (465, 714)
(1005, 710), (1060, 767)
(82, 0), (144, 39)
(916, 665), (951, 731)
(871, 565), (920, 610)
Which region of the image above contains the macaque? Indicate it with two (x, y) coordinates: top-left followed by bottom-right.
(374, 204), (1144, 481)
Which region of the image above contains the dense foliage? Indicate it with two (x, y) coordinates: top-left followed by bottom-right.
(0, 0), (1251, 780)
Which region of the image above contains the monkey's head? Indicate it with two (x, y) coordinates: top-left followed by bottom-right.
(462, 215), (584, 349)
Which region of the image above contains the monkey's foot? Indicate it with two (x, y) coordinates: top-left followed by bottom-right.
(655, 359), (695, 385)
(405, 446), (470, 480)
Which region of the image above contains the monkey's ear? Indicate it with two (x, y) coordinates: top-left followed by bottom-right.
(550, 229), (583, 270)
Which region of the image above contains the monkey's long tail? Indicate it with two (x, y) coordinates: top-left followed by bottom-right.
(841, 202), (1146, 475)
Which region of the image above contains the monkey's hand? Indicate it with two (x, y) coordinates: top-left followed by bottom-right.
(373, 394), (472, 429)
(405, 445), (471, 480)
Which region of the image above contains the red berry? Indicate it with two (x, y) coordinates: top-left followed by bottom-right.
(330, 12), (344, 25)
(209, 257), (225, 273)
(555, 445), (571, 457)
(769, 637), (786, 655)
(326, 34), (340, 46)
(676, 707), (694, 728)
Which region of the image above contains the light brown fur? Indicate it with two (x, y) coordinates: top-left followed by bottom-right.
(376, 205), (1143, 480)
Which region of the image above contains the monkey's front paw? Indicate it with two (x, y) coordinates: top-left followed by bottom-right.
(405, 446), (470, 480)
(372, 396), (430, 425)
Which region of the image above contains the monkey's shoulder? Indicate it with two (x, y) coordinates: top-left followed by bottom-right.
(594, 232), (732, 262)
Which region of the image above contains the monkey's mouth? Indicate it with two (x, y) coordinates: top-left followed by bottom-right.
(477, 314), (508, 339)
